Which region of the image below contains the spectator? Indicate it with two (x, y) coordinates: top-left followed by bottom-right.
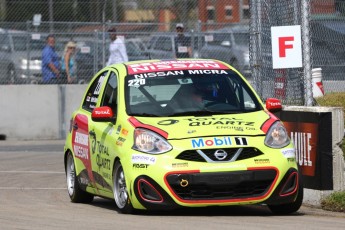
(106, 27), (128, 66)
(61, 41), (77, 84)
(41, 34), (61, 84)
(174, 23), (192, 58)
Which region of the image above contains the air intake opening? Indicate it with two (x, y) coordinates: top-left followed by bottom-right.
(280, 172), (298, 196)
(138, 179), (163, 202)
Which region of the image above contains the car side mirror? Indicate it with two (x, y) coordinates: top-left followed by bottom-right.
(91, 106), (116, 123)
(221, 41), (231, 47)
(265, 98), (282, 112)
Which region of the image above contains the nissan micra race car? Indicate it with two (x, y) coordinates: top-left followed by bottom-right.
(64, 59), (303, 214)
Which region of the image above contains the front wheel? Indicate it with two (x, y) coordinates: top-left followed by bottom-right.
(65, 152), (94, 203)
(113, 160), (133, 214)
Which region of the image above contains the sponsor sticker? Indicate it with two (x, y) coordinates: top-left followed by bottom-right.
(74, 132), (88, 146)
(172, 163), (188, 168)
(121, 128), (128, 136)
(191, 136), (232, 148)
(132, 154), (156, 164)
(127, 60), (228, 74)
(281, 148), (295, 158)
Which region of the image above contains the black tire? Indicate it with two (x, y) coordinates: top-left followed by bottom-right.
(113, 160), (134, 214)
(268, 179), (304, 215)
(65, 152), (94, 203)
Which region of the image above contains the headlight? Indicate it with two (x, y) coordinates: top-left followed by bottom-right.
(132, 128), (172, 154)
(20, 59), (28, 69)
(20, 59), (42, 70)
(264, 121), (290, 148)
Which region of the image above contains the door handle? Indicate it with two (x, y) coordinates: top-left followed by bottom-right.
(72, 123), (78, 130)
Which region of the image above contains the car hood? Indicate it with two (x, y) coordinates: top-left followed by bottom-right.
(133, 111), (272, 140)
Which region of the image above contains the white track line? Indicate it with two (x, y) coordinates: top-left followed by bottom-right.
(0, 170), (64, 174)
(0, 187), (66, 190)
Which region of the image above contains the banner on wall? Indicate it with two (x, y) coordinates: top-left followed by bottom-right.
(276, 111), (333, 190)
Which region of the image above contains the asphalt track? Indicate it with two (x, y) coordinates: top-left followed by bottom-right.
(0, 140), (345, 230)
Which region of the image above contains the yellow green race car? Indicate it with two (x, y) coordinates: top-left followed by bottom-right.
(64, 59), (303, 214)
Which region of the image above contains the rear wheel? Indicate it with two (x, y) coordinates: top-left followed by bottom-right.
(268, 179), (304, 215)
(65, 152), (94, 203)
(113, 160), (133, 214)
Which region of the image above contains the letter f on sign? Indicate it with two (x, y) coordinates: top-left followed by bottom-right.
(279, 36), (294, 57)
(271, 25), (302, 69)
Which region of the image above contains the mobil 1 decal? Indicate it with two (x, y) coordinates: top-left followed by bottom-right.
(191, 136), (248, 148)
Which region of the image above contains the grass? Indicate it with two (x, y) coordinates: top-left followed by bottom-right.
(315, 92), (345, 212)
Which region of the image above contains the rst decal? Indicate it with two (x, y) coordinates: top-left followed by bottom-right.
(133, 163), (150, 169)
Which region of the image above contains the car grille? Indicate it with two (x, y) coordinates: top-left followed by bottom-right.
(176, 147), (263, 162)
(166, 169), (277, 201)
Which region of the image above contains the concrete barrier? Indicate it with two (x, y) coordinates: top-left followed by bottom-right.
(280, 106), (345, 206)
(0, 85), (86, 140)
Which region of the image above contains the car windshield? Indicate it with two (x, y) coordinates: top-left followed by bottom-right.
(125, 69), (261, 117)
(12, 35), (45, 51)
(233, 33), (249, 46)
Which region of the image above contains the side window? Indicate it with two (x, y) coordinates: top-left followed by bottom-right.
(154, 37), (172, 51)
(162, 37), (173, 51)
(0, 33), (10, 51)
(154, 37), (165, 50)
(82, 71), (108, 112)
(101, 71), (118, 113)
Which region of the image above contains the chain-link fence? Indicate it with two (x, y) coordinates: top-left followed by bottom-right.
(250, 0), (308, 105)
(0, 0), (344, 104)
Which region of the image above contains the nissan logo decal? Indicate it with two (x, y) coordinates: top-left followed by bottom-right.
(214, 149), (228, 160)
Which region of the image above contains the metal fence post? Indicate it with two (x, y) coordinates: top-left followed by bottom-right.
(250, 0), (262, 97)
(301, 0), (313, 106)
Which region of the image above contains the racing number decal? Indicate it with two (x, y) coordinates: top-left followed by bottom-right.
(128, 78), (146, 86)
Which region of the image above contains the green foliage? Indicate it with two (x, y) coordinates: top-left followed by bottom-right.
(316, 92), (345, 213)
(321, 192), (345, 212)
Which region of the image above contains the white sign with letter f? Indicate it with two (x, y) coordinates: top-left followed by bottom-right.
(271, 25), (302, 69)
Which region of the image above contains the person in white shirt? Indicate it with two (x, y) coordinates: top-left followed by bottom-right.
(106, 27), (128, 66)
